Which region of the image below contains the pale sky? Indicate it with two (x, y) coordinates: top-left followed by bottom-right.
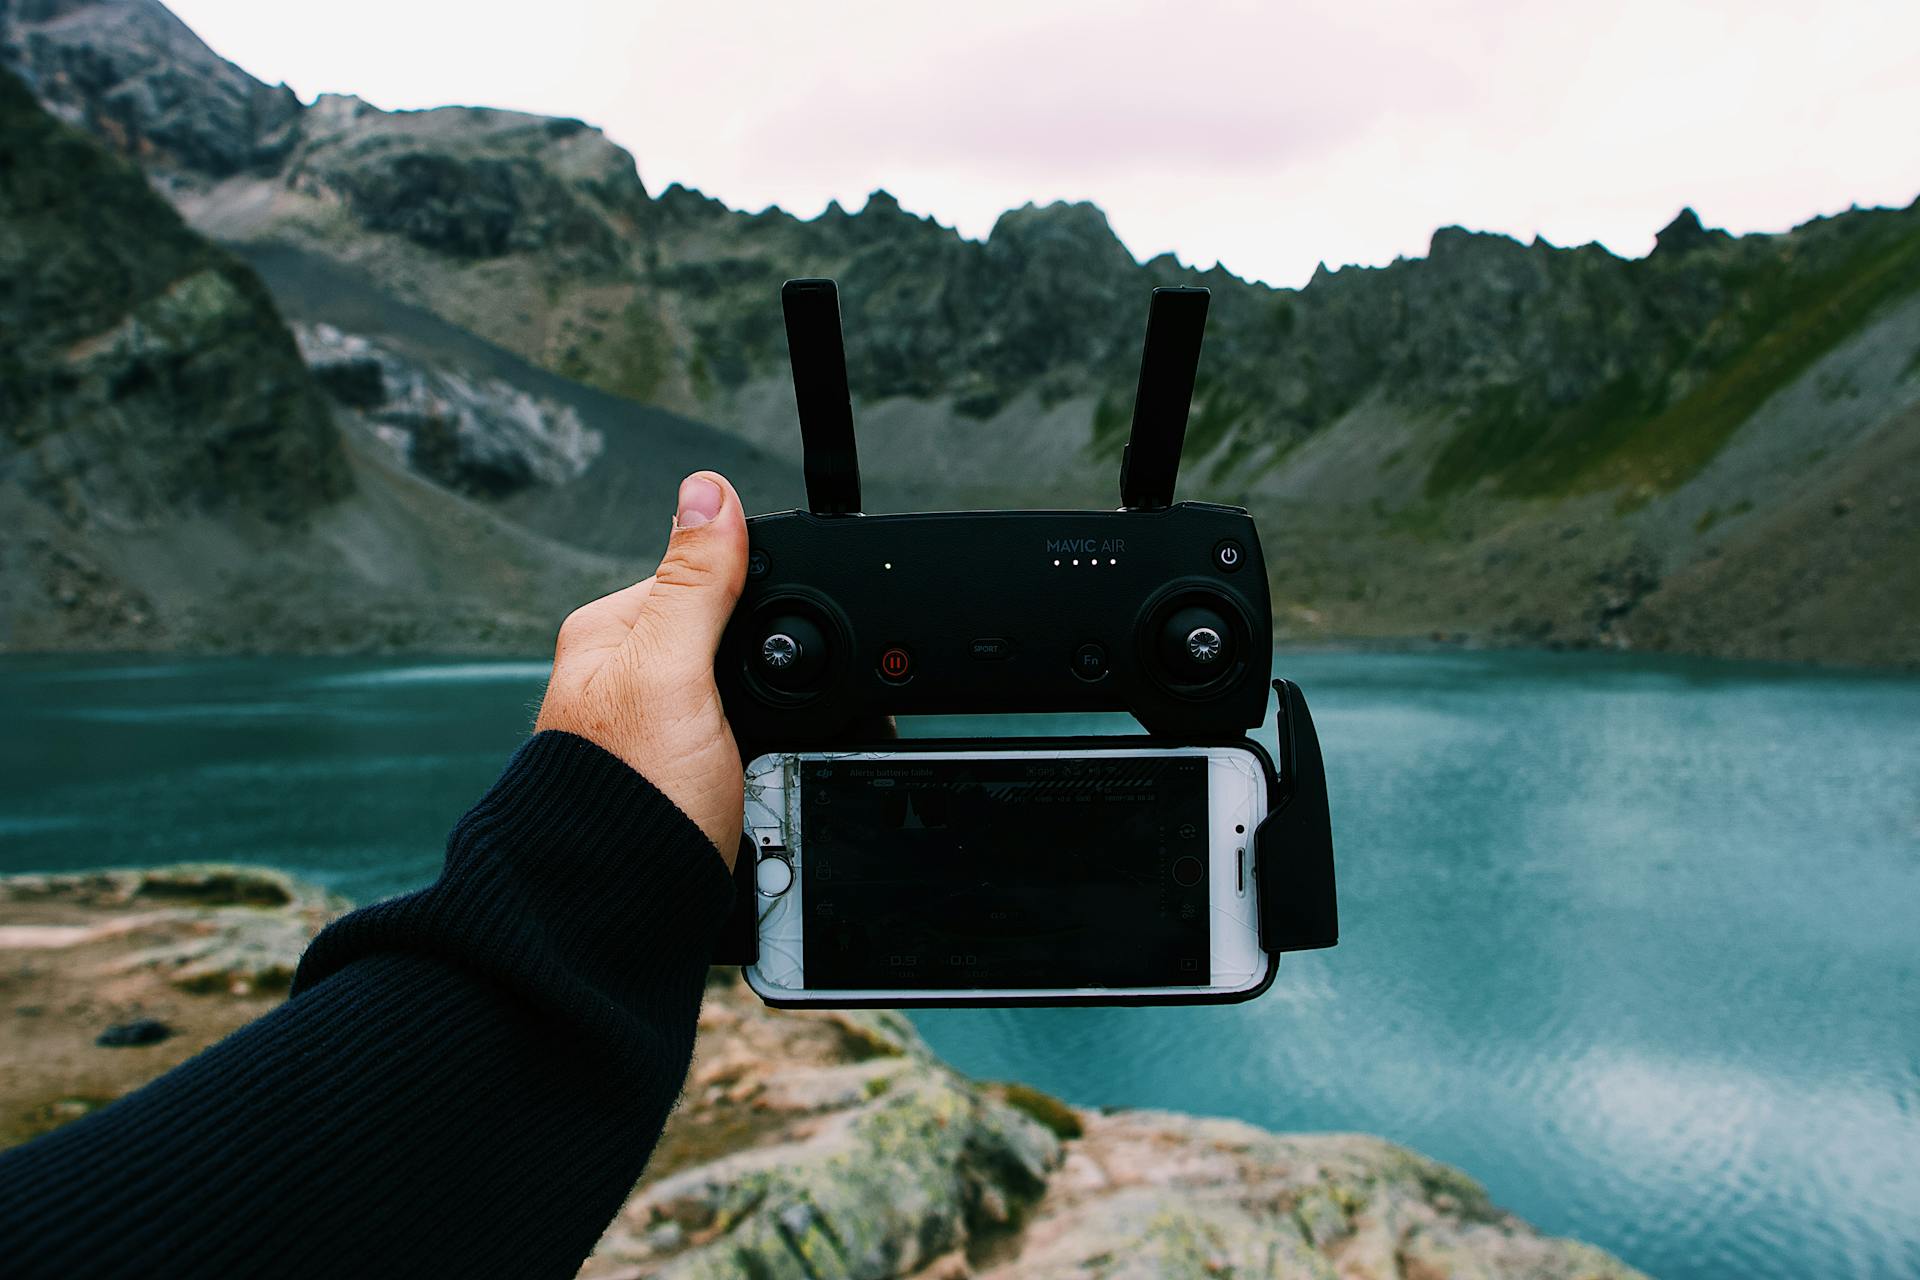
(167, 0), (1920, 288)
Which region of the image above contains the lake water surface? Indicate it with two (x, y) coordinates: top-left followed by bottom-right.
(1, 652), (1915, 1280)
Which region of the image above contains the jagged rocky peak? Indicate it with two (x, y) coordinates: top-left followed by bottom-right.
(300, 92), (637, 174)
(292, 91), (651, 197)
(986, 199), (1140, 278)
(282, 93), (652, 263)
(991, 198), (1125, 247)
(1425, 223), (1534, 262)
(1653, 205), (1729, 257)
(859, 187), (911, 219)
(0, 0), (300, 175)
(652, 180), (734, 227)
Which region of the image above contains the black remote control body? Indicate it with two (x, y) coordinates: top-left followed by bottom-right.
(720, 503), (1272, 743)
(706, 279), (1338, 984)
(718, 279), (1275, 744)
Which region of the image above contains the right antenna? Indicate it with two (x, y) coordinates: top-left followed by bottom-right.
(1118, 286), (1210, 510)
(782, 278), (862, 515)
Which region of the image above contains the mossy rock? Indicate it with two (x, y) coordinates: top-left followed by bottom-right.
(989, 1082), (1084, 1140)
(133, 865), (297, 908)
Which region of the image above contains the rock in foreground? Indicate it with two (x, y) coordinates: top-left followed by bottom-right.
(0, 867), (1646, 1278)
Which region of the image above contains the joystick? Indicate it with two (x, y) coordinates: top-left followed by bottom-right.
(1160, 604), (1235, 681)
(717, 279), (1275, 743)
(754, 613), (828, 691)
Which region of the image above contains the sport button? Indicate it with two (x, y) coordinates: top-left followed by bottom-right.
(1213, 539), (1245, 572)
(879, 646), (913, 682)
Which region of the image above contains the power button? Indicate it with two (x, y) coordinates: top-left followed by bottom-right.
(1213, 539), (1245, 572)
(878, 646), (913, 683)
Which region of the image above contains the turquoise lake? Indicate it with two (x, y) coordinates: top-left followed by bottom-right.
(1, 651), (1915, 1279)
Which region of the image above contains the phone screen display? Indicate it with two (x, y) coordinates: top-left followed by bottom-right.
(799, 756), (1211, 989)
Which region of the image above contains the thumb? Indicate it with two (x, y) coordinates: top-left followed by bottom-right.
(640, 471), (748, 653)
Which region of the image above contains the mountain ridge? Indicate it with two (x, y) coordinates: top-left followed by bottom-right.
(3, 0), (1916, 666)
(0, 57), (781, 654)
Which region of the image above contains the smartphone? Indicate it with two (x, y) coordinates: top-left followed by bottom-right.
(740, 743), (1273, 1007)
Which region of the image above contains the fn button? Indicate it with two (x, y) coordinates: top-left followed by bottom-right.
(1072, 642), (1108, 680)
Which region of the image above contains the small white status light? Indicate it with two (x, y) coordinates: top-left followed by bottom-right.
(1073, 559), (1080, 565)
(884, 562), (893, 570)
(1053, 559), (1060, 566)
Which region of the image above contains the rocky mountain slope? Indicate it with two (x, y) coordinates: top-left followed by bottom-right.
(0, 64), (627, 651)
(0, 50), (802, 652)
(0, 864), (1648, 1279)
(4, 0), (1916, 665)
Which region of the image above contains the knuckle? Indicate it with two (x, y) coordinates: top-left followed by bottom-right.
(555, 606), (594, 649)
(657, 547), (720, 590)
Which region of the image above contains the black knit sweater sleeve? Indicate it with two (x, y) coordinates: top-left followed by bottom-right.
(0, 731), (735, 1280)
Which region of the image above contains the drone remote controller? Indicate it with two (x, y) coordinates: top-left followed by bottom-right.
(718, 280), (1274, 743)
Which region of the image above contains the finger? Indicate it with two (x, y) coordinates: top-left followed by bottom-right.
(638, 471), (748, 655)
(847, 715), (899, 742)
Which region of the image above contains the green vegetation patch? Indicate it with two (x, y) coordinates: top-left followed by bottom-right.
(830, 1016), (909, 1062)
(604, 296), (673, 403)
(1182, 374), (1255, 463)
(1426, 211), (1920, 500)
(992, 1082), (1084, 1140)
(134, 867), (293, 908)
(1088, 388), (1131, 454)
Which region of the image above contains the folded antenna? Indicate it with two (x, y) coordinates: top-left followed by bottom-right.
(1118, 287), (1210, 510)
(782, 278), (862, 515)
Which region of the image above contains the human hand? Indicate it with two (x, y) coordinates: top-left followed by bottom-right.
(535, 472), (747, 865)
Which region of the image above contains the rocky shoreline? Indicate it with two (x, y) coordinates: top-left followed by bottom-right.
(0, 865), (1645, 1278)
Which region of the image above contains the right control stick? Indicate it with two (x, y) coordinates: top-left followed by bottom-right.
(1159, 603), (1236, 684)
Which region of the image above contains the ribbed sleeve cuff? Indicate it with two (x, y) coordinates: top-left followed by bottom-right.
(292, 731), (735, 1060)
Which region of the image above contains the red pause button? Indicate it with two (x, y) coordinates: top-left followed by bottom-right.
(879, 646), (913, 682)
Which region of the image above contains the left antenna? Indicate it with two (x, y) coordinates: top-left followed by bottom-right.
(1118, 287), (1209, 511)
(782, 278), (862, 515)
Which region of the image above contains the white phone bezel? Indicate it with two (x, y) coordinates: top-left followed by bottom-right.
(741, 744), (1269, 1004)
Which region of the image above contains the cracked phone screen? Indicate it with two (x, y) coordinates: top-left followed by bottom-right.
(800, 756), (1209, 988)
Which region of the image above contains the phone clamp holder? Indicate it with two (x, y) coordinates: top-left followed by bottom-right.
(711, 679), (1338, 981)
